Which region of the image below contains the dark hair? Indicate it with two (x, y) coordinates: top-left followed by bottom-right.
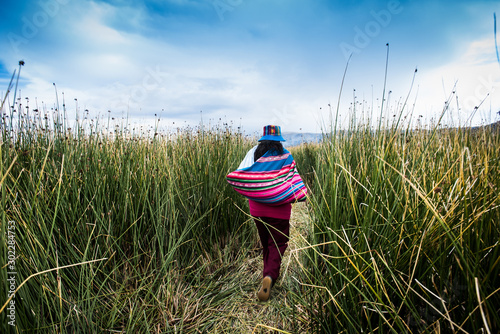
(254, 140), (285, 161)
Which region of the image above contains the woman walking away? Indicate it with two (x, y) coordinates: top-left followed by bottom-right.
(227, 125), (307, 301)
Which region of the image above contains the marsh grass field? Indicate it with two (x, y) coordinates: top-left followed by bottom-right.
(1, 82), (500, 332)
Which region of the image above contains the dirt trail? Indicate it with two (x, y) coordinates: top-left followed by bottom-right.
(226, 202), (310, 333)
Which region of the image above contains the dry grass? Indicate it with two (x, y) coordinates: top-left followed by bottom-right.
(178, 202), (312, 333)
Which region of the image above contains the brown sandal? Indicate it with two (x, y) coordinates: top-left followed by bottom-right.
(257, 276), (273, 301)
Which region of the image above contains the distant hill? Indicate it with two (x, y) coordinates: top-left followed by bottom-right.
(471, 121), (500, 132)
(279, 121), (500, 147)
(282, 132), (323, 147)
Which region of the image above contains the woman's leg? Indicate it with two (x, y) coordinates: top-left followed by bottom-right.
(254, 217), (290, 282)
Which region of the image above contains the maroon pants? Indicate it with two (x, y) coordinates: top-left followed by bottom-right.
(254, 217), (290, 282)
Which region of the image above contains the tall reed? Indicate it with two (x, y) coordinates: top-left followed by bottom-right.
(1, 111), (255, 331)
(291, 122), (500, 333)
(2, 60), (499, 332)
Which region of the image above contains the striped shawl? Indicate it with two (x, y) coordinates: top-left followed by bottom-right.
(226, 149), (307, 205)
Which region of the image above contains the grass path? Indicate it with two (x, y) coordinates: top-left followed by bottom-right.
(185, 202), (311, 333)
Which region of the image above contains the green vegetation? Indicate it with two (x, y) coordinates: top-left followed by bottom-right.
(292, 124), (500, 333)
(1, 81), (499, 332)
(1, 116), (268, 332)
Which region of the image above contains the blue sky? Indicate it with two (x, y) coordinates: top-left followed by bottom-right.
(1, 0), (499, 135)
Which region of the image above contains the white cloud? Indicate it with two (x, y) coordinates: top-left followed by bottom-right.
(416, 37), (500, 126)
(3, 0), (499, 135)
